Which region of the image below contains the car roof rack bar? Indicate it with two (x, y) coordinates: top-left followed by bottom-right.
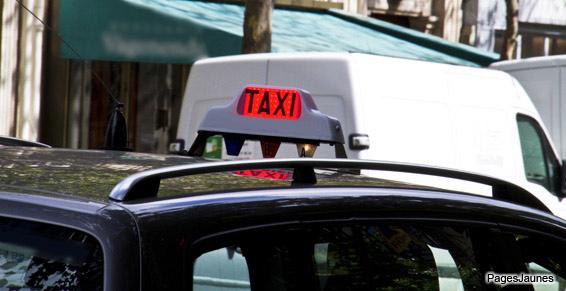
(0, 136), (51, 148)
(108, 158), (549, 212)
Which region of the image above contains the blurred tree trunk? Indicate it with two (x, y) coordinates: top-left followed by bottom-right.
(459, 0), (475, 46)
(242, 0), (274, 53)
(501, 0), (518, 60)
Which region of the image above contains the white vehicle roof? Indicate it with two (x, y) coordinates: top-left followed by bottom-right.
(491, 55), (566, 71)
(189, 52), (537, 110)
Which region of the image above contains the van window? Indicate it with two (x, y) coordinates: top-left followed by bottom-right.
(0, 217), (103, 290)
(517, 115), (560, 194)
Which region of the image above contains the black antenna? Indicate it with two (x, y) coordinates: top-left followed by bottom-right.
(17, 0), (130, 150)
(103, 103), (129, 150)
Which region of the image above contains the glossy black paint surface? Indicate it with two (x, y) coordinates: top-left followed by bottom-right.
(109, 158), (543, 215)
(0, 147), (203, 201)
(128, 187), (566, 290)
(2, 184), (566, 290)
(0, 148), (428, 202)
(4, 148), (566, 290)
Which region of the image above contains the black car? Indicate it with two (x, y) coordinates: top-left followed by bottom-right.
(1, 146), (566, 291)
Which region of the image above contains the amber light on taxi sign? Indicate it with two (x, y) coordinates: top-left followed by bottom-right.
(239, 86), (302, 120)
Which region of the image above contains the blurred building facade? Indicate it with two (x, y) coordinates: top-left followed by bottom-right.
(341, 0), (566, 58)
(492, 0), (566, 58)
(0, 0), (46, 140)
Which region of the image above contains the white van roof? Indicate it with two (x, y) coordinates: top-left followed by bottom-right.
(196, 52), (467, 68)
(189, 52), (535, 111)
(490, 55), (566, 71)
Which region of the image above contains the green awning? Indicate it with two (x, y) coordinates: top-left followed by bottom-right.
(60, 0), (499, 66)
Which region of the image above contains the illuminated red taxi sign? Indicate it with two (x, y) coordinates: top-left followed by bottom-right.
(239, 86), (301, 120)
(187, 85), (345, 157)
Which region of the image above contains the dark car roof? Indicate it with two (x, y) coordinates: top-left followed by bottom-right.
(0, 147), (425, 203)
(0, 147), (205, 202)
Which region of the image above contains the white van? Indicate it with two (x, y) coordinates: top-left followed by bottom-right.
(176, 52), (566, 218)
(490, 56), (566, 158)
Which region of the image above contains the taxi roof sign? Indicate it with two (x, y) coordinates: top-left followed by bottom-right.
(188, 85), (345, 157)
(239, 86), (302, 120)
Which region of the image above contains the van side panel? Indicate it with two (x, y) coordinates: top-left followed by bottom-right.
(177, 58), (268, 147)
(352, 55), (519, 182)
(267, 55), (358, 158)
(352, 56), (452, 167)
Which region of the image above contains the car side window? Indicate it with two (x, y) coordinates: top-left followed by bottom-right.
(517, 234), (566, 291)
(192, 224), (485, 291)
(0, 217), (103, 290)
(517, 115), (560, 194)
(192, 223), (566, 291)
(527, 263), (566, 291)
(193, 247), (250, 291)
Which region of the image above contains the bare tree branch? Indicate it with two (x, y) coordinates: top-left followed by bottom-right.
(501, 0), (519, 60)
